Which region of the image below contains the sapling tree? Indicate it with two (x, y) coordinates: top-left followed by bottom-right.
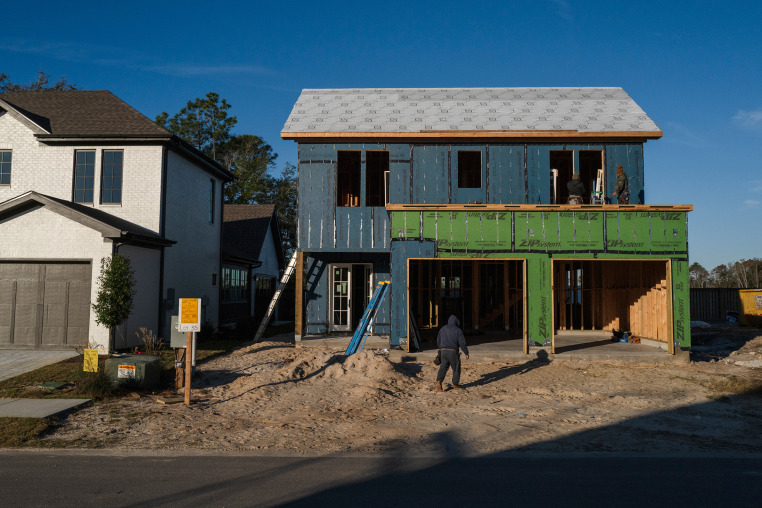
(92, 254), (136, 353)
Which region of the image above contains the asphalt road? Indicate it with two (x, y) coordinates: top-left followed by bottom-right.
(1, 450), (760, 507)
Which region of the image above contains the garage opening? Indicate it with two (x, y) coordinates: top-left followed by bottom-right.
(553, 260), (671, 351)
(408, 259), (524, 349)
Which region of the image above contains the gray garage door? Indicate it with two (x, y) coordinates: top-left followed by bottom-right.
(0, 262), (91, 349)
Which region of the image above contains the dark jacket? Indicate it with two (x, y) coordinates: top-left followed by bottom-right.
(567, 178), (586, 197)
(437, 315), (469, 355)
(615, 172), (629, 197)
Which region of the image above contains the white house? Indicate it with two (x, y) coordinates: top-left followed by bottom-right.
(220, 204), (286, 327)
(0, 90), (233, 351)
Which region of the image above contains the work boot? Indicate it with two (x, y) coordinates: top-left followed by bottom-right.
(452, 384), (462, 389)
(436, 381), (443, 392)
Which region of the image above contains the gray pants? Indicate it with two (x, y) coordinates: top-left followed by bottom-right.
(436, 349), (461, 385)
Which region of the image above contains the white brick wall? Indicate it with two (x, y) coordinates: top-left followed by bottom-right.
(118, 244), (161, 349)
(0, 113), (163, 232)
(162, 151), (224, 337)
(1, 109), (229, 347)
(0, 206), (112, 350)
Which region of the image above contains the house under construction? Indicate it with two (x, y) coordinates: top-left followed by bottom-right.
(282, 88), (692, 355)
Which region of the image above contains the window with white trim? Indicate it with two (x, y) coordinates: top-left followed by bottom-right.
(101, 150), (123, 204)
(74, 150), (95, 203)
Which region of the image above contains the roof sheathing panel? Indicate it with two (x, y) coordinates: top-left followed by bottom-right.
(281, 87), (662, 140)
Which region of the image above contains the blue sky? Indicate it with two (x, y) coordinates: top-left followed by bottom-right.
(2, 0), (760, 269)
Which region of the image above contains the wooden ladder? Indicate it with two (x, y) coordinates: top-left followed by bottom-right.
(253, 251), (298, 343)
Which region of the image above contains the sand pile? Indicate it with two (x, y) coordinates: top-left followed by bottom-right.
(41, 332), (762, 454)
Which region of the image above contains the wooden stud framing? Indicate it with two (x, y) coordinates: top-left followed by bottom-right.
(551, 259), (674, 345)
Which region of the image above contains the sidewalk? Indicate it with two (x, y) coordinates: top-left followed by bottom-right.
(0, 350), (79, 382)
(0, 398), (91, 418)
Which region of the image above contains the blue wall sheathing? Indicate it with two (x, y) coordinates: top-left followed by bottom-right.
(299, 141), (648, 336)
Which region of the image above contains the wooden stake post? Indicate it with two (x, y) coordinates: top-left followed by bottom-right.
(178, 298), (201, 406)
(185, 331), (193, 405)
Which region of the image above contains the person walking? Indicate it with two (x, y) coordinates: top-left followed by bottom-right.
(612, 164), (629, 204)
(436, 315), (470, 392)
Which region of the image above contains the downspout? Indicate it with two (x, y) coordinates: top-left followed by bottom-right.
(218, 180), (224, 330)
(158, 146), (169, 338)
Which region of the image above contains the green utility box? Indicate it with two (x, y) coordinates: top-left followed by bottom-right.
(104, 355), (161, 389)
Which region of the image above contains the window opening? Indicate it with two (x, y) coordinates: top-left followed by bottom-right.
(337, 151), (361, 207)
(366, 151), (389, 206)
(101, 150), (123, 204)
(0, 150), (11, 185)
(457, 151), (481, 188)
(74, 150), (95, 203)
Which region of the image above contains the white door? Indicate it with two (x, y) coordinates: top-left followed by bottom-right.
(331, 264), (352, 332)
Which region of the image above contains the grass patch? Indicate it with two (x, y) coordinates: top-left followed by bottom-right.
(0, 356), (104, 400)
(0, 337), (245, 401)
(706, 376), (762, 397)
(0, 417), (59, 447)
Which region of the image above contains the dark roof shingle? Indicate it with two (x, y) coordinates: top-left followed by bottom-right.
(222, 204), (283, 266)
(0, 90), (169, 137)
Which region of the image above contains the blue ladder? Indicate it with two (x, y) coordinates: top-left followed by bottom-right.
(345, 281), (389, 355)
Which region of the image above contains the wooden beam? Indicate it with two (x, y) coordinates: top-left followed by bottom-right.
(282, 130), (663, 141)
(504, 261), (510, 331)
(666, 259), (675, 355)
(472, 261), (480, 330)
(294, 251), (304, 341)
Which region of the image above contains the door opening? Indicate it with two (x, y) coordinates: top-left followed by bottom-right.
(330, 263), (373, 333)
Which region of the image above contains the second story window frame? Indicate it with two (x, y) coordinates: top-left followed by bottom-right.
(336, 150), (361, 207)
(0, 150), (11, 186)
(73, 150), (96, 204)
(457, 150), (482, 189)
(100, 150), (123, 205)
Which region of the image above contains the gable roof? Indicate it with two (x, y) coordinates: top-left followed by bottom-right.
(281, 87), (662, 141)
(0, 90), (234, 181)
(0, 191), (175, 247)
(0, 90), (169, 137)
(222, 204), (285, 268)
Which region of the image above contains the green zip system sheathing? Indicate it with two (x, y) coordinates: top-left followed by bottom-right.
(389, 205), (692, 353)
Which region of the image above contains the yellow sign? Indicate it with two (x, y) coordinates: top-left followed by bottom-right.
(180, 298), (200, 324)
(83, 349), (98, 372)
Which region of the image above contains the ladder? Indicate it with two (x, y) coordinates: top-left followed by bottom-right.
(591, 169), (604, 204)
(345, 281), (390, 355)
(253, 251), (298, 343)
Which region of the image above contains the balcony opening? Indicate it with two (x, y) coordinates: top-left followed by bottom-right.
(366, 151), (389, 206)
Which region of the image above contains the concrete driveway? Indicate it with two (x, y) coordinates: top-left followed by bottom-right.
(0, 350), (80, 382)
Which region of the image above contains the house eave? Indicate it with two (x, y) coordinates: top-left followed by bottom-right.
(281, 130), (663, 143)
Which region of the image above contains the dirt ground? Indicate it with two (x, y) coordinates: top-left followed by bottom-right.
(45, 326), (762, 455)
